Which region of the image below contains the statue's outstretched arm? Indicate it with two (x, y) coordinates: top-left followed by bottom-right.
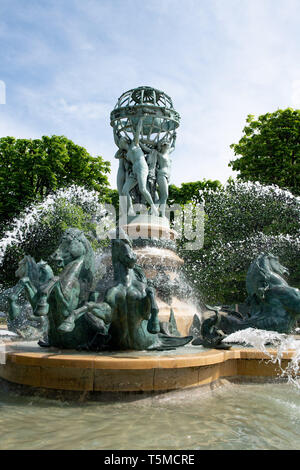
(133, 117), (144, 146)
(113, 128), (119, 147)
(140, 142), (151, 153)
(169, 133), (177, 154)
(168, 133), (176, 154)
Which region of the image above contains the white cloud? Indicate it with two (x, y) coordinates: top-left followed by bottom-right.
(291, 80), (300, 109)
(57, 99), (111, 120)
(0, 112), (39, 138)
(1, 0), (299, 188)
(0, 81), (5, 104)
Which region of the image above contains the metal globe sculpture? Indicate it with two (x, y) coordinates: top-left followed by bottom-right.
(110, 86), (180, 146)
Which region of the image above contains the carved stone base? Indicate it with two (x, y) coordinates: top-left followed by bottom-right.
(122, 214), (177, 240)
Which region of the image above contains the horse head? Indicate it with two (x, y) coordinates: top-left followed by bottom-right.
(264, 253), (289, 279)
(246, 252), (289, 301)
(15, 255), (40, 288)
(50, 228), (95, 304)
(50, 228), (94, 271)
(15, 256), (31, 279)
(37, 260), (54, 285)
(112, 237), (137, 272)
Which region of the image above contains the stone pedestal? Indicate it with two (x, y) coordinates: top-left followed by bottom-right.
(122, 214), (177, 241)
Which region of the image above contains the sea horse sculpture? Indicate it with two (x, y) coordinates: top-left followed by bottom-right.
(105, 229), (192, 350)
(42, 228), (112, 350)
(6, 227), (191, 351)
(196, 253), (300, 348)
(6, 256), (56, 339)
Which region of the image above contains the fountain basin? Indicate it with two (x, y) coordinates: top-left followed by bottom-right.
(0, 337), (298, 392)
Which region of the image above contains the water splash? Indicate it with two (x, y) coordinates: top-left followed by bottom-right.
(0, 330), (18, 338)
(0, 185), (111, 267)
(225, 328), (300, 388)
(182, 180), (300, 304)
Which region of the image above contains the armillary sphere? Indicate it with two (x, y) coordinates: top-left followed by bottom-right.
(110, 86), (180, 146)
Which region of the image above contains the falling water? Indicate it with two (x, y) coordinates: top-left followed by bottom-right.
(0, 185), (111, 266)
(0, 185), (116, 324)
(225, 328), (300, 388)
(183, 181), (300, 304)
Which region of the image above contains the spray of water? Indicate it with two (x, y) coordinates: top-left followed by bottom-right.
(225, 328), (300, 388)
(181, 180), (300, 305)
(0, 185), (112, 267)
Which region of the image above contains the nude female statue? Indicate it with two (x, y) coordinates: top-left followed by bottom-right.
(114, 148), (135, 216)
(155, 134), (176, 217)
(114, 148), (127, 196)
(114, 118), (158, 217)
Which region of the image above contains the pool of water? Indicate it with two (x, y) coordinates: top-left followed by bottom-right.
(0, 379), (300, 450)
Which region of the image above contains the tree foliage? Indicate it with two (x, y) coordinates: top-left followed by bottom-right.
(0, 135), (111, 227)
(229, 108), (300, 195)
(0, 186), (112, 288)
(169, 179), (222, 205)
(179, 181), (300, 304)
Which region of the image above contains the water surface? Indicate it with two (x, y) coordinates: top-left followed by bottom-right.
(0, 380), (299, 450)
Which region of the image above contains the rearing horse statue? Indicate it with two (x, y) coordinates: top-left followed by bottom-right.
(44, 228), (112, 350)
(196, 253), (300, 347)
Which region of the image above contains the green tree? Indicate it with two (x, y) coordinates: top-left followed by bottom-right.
(179, 180), (300, 305)
(229, 108), (300, 195)
(0, 135), (111, 226)
(169, 179), (222, 205)
(0, 186), (113, 287)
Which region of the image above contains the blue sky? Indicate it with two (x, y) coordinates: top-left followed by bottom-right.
(0, 0), (299, 188)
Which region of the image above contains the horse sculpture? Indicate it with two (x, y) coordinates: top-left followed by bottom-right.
(105, 230), (192, 350)
(244, 253), (300, 333)
(195, 253), (300, 348)
(41, 228), (112, 350)
(6, 227), (192, 352)
(6, 256), (56, 338)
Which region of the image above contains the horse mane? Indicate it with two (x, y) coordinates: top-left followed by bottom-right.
(23, 255), (40, 288)
(246, 253), (272, 300)
(80, 233), (95, 273)
(63, 228), (95, 273)
(245, 252), (288, 303)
